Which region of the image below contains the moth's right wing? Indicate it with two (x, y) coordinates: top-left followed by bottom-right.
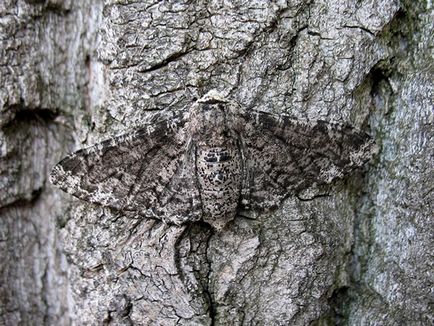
(238, 110), (375, 212)
(50, 111), (202, 225)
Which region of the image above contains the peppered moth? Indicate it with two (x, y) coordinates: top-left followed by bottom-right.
(50, 91), (375, 230)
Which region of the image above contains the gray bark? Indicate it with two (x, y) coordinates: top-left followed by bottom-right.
(0, 0), (432, 325)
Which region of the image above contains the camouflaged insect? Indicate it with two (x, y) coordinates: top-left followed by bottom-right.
(50, 91), (375, 230)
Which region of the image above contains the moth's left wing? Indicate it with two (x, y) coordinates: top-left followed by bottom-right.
(239, 110), (375, 212)
(50, 111), (202, 225)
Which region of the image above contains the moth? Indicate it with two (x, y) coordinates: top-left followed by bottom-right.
(50, 91), (375, 230)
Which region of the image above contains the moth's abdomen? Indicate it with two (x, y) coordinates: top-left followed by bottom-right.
(196, 143), (242, 230)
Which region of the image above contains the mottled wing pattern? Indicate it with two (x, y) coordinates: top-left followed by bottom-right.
(137, 140), (202, 224)
(239, 110), (375, 211)
(50, 111), (201, 225)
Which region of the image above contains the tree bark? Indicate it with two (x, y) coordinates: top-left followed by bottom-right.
(1, 0), (432, 325)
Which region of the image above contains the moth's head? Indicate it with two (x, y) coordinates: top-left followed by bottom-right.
(197, 89), (228, 105)
(190, 90), (243, 137)
(192, 90), (228, 124)
(190, 90), (242, 138)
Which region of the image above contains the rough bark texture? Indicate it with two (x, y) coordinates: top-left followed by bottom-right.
(0, 0), (432, 325)
(0, 0), (100, 324)
(346, 2), (433, 325)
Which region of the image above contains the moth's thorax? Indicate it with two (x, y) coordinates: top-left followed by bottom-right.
(189, 100), (242, 144)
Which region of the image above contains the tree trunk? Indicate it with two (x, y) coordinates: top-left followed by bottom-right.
(0, 0), (432, 325)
